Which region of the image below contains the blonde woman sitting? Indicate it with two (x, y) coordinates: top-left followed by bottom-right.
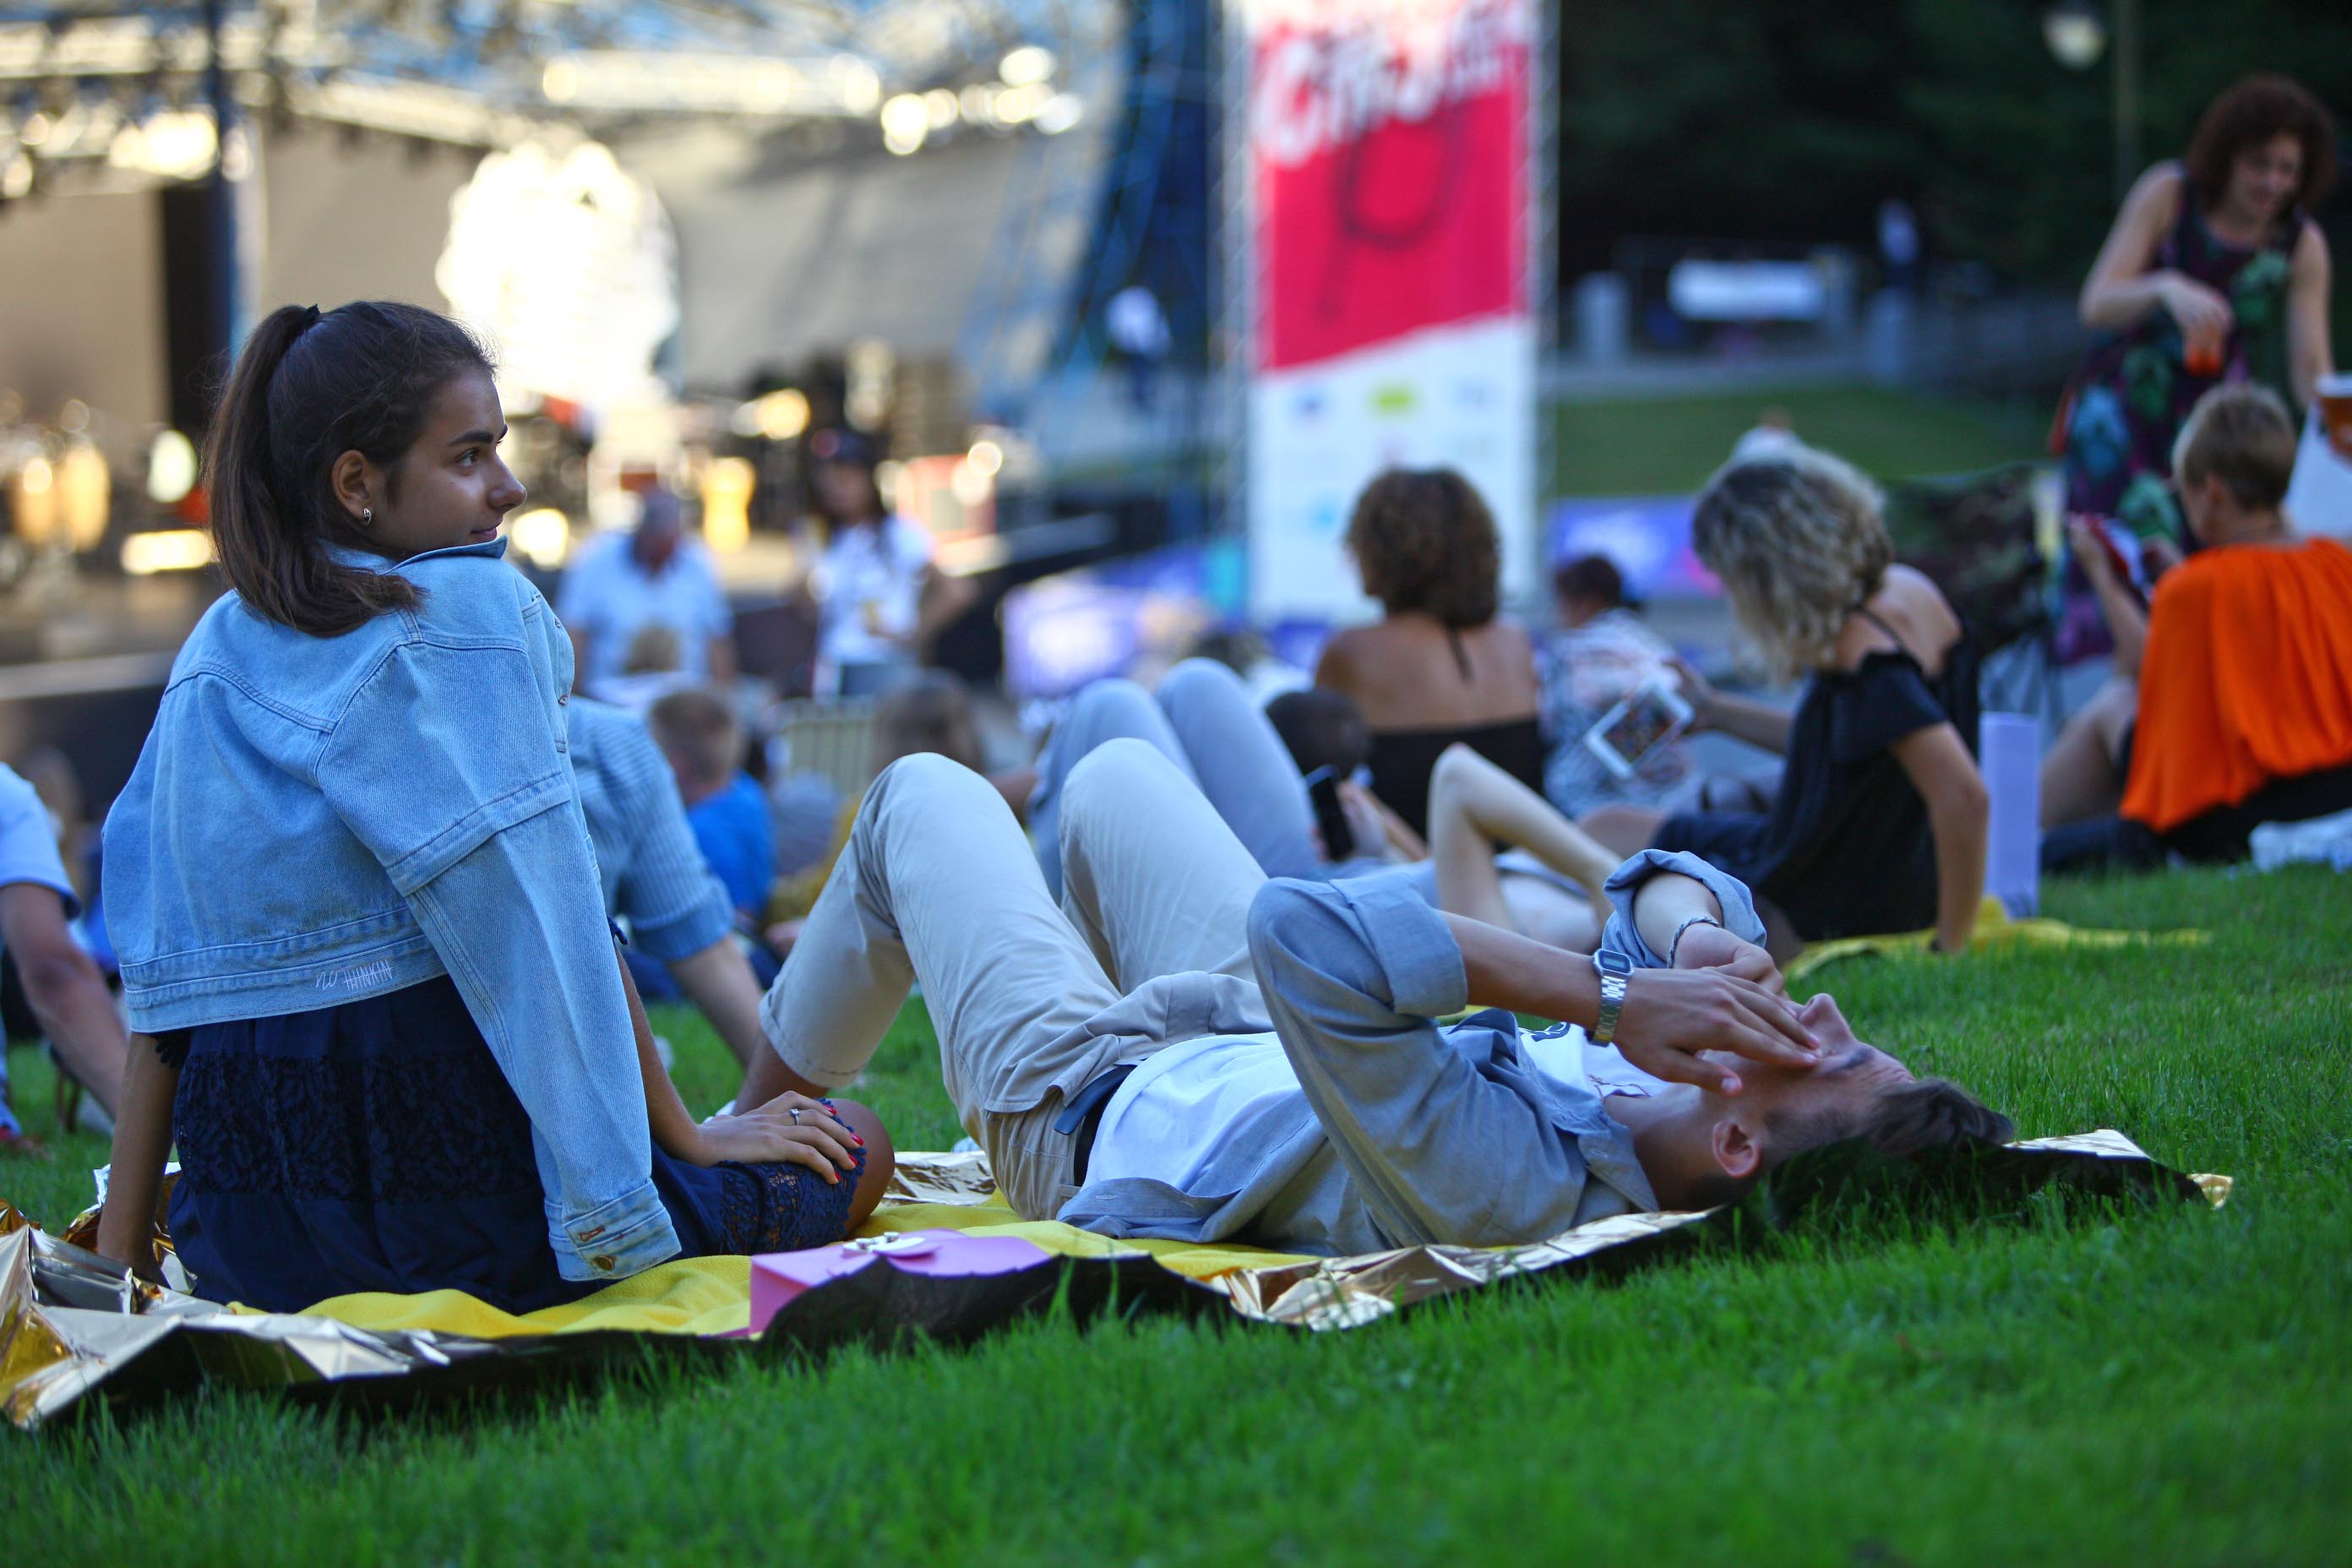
(1580, 448), (1990, 960)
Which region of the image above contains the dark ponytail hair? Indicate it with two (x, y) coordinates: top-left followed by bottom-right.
(204, 301), (495, 636)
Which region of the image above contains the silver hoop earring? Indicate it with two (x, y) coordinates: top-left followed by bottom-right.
(360, 508), (373, 528)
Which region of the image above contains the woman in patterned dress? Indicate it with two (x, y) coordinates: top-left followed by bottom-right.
(2054, 74), (2336, 663)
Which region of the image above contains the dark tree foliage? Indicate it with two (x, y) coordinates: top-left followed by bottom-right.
(1555, 0), (2352, 292)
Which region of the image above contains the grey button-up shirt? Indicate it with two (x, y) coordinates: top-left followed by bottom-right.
(1057, 850), (1766, 1255)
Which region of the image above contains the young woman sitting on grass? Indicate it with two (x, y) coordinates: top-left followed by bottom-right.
(2041, 384), (2352, 870)
(1580, 447), (1990, 960)
(93, 302), (891, 1313)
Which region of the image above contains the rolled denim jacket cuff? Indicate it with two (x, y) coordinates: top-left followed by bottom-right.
(625, 888), (736, 964)
(547, 1180), (681, 1282)
(1331, 871), (1467, 1019)
(1598, 849), (1767, 969)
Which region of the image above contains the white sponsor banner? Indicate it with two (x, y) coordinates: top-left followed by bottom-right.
(1249, 317), (1535, 621)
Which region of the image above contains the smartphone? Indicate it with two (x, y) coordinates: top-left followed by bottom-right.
(2081, 514), (2152, 602)
(1303, 765), (1355, 860)
(1582, 676), (1695, 781)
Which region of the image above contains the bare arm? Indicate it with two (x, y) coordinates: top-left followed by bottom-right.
(2068, 517), (2152, 677)
(1706, 691), (1795, 754)
(0, 883), (127, 1116)
(91, 1035), (177, 1281)
(1438, 896), (1819, 1094)
(2079, 166), (2206, 332)
(664, 936), (769, 1068)
(1890, 722), (1989, 953)
(914, 567), (978, 659)
(1628, 870), (1725, 958)
(1674, 659), (1794, 754)
(618, 941), (862, 1182)
(2288, 223), (2335, 411)
(621, 939), (725, 1161)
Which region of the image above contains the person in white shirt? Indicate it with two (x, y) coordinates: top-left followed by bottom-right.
(803, 428), (952, 698)
(558, 489), (736, 698)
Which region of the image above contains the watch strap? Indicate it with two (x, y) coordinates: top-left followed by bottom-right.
(1591, 953), (1630, 1044)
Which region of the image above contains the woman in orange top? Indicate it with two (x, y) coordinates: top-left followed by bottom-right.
(2042, 384), (2352, 869)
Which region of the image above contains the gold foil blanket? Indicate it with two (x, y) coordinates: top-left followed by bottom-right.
(1, 1130), (2224, 1432)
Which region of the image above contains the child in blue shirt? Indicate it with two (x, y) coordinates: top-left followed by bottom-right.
(645, 688), (776, 923)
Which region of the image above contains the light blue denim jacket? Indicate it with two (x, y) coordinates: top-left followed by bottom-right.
(102, 539), (680, 1282)
(1057, 850), (1766, 1253)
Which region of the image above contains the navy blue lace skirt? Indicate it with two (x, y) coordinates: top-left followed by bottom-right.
(163, 977), (860, 1314)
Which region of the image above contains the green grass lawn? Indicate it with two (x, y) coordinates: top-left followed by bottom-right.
(4, 865), (2349, 1565)
(1549, 383), (2048, 498)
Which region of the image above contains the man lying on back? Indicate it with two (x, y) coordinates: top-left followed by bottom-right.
(737, 740), (2011, 1254)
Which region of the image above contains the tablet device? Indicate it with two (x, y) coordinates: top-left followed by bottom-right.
(1582, 676), (1694, 781)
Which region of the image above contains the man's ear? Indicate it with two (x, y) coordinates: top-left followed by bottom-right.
(1798, 992), (1859, 1048)
(329, 449), (376, 522)
(1710, 1117), (1762, 1183)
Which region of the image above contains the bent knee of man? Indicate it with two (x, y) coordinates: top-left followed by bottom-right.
(1064, 735), (1190, 818)
(1065, 676), (1159, 733)
(870, 749), (985, 804)
(1157, 656), (1248, 708)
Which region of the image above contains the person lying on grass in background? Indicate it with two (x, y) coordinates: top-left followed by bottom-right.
(737, 740), (2012, 1255)
(92, 301), (890, 1310)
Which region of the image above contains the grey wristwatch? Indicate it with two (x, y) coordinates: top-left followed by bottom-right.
(1591, 950), (1633, 1045)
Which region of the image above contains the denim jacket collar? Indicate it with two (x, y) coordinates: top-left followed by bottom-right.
(325, 536), (509, 574)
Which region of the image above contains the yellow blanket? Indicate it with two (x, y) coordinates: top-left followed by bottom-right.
(295, 1192), (1314, 1340)
(1784, 896), (2205, 983)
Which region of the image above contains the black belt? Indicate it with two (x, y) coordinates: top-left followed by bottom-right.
(1052, 1064), (1138, 1187)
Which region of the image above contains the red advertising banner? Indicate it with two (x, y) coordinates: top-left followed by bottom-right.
(1251, 0), (1529, 372)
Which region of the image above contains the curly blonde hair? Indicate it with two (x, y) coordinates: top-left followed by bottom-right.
(1344, 469), (1500, 627)
(1690, 447), (1892, 678)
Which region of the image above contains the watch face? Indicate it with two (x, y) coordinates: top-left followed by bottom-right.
(1595, 950), (1635, 977)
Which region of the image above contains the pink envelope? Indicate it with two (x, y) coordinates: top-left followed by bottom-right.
(748, 1229), (1052, 1333)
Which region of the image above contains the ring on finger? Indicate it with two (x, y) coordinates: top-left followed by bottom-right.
(790, 1108), (802, 1124)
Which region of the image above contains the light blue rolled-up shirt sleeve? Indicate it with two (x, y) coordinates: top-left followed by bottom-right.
(318, 640), (679, 1283)
(0, 764), (77, 918)
(568, 703), (734, 963)
(1597, 849), (1767, 971)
